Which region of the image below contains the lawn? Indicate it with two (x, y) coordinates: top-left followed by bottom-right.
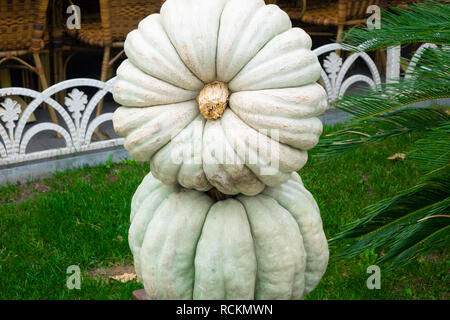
(0, 126), (448, 300)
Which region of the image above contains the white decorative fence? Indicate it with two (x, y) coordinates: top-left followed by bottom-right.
(0, 78), (122, 167)
(0, 43), (434, 171)
(313, 43), (381, 102)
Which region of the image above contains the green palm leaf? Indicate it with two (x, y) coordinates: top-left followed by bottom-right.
(342, 0), (450, 51)
(321, 0), (450, 270)
(385, 218), (449, 270)
(336, 48), (450, 120)
(316, 107), (448, 159)
(330, 170), (449, 269)
(409, 122), (450, 172)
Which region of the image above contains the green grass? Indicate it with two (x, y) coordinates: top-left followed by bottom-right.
(0, 128), (448, 300)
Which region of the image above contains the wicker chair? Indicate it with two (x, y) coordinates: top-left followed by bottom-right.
(65, 0), (163, 117)
(268, 0), (379, 42)
(266, 0), (307, 20)
(0, 0), (57, 124)
(273, 0), (416, 43)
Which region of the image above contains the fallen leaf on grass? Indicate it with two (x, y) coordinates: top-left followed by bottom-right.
(110, 272), (137, 283)
(34, 183), (49, 192)
(388, 153), (405, 160)
(109, 176), (118, 182)
(88, 264), (137, 283)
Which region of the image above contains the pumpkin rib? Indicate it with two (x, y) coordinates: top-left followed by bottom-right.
(151, 114), (211, 190)
(216, 110), (287, 187)
(140, 190), (213, 299)
(228, 27), (314, 91)
(139, 193), (175, 298)
(216, 0), (264, 83)
(137, 14), (204, 89)
(115, 101), (199, 161)
(202, 117), (265, 196)
(130, 183), (178, 282)
(234, 110), (323, 150)
(263, 176), (329, 295)
(238, 194), (306, 299)
(160, 0), (228, 83)
(216, 0), (291, 83)
(227, 86), (327, 149)
(113, 60), (199, 108)
(221, 109), (308, 185)
(228, 85), (328, 145)
(216, 112), (270, 190)
(176, 116), (211, 191)
(229, 84), (328, 118)
(193, 199), (257, 299)
(130, 172), (162, 221)
(228, 104), (324, 150)
(228, 27), (320, 91)
(229, 49), (322, 92)
(125, 16), (203, 91)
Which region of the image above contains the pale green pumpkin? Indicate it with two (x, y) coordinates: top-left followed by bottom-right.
(113, 0), (327, 196)
(129, 172), (328, 300)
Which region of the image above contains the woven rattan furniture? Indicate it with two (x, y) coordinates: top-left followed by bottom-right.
(65, 0), (163, 118)
(268, 0), (379, 42)
(266, 0), (307, 20)
(273, 0), (417, 42)
(0, 0), (58, 125)
(304, 0), (380, 42)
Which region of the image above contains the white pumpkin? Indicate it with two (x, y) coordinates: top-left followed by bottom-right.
(129, 172), (329, 300)
(113, 0), (327, 196)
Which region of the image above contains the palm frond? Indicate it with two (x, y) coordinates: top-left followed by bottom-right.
(408, 121), (450, 172)
(384, 218), (449, 270)
(323, 0), (450, 271)
(330, 170), (450, 241)
(380, 214), (450, 270)
(330, 171), (450, 269)
(315, 48), (449, 160)
(336, 48), (450, 120)
(316, 107), (448, 159)
(342, 0), (450, 52)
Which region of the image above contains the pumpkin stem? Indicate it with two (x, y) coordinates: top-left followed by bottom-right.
(197, 81), (229, 120)
(207, 188), (232, 202)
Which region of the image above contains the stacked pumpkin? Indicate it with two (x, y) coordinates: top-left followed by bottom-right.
(113, 0), (329, 300)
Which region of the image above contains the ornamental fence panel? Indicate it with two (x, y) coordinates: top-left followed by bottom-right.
(0, 43), (433, 169)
